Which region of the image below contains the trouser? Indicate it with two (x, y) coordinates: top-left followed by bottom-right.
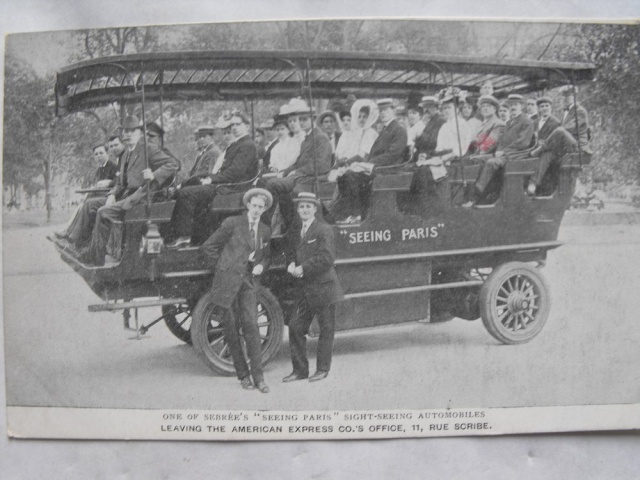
(475, 155), (507, 194)
(260, 176), (298, 230)
(172, 184), (218, 238)
(331, 171), (373, 220)
(68, 196), (107, 245)
(221, 277), (264, 384)
(531, 127), (581, 187)
(86, 189), (144, 265)
(288, 299), (336, 376)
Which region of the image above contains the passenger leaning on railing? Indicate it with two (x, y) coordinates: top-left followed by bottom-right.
(166, 112), (259, 249)
(330, 98), (407, 224)
(408, 91), (472, 201)
(77, 116), (179, 266)
(526, 86), (592, 197)
(258, 98), (333, 232)
(464, 93), (534, 207)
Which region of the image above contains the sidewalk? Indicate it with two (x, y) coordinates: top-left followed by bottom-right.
(562, 200), (640, 226)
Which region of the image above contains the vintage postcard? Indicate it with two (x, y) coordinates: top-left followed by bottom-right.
(3, 18), (640, 440)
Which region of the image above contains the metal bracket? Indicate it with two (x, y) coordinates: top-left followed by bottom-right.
(122, 308), (150, 340)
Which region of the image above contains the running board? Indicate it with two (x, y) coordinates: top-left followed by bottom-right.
(88, 297), (187, 312)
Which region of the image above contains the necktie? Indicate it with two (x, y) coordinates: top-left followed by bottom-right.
(301, 223), (308, 239)
(250, 221), (257, 250)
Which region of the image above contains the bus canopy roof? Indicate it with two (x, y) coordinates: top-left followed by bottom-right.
(55, 50), (596, 116)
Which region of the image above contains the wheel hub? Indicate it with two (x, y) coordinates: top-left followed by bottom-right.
(507, 292), (530, 314)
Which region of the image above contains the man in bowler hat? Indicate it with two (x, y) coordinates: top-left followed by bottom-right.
(199, 188), (273, 393)
(283, 192), (344, 383)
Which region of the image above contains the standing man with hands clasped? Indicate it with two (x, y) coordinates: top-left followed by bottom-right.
(199, 188), (273, 393)
(283, 192), (344, 383)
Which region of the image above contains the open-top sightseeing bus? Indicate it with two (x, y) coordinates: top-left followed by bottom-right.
(50, 50), (594, 375)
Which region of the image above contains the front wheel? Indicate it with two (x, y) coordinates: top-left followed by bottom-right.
(480, 262), (550, 345)
(162, 303), (193, 344)
(191, 285), (285, 376)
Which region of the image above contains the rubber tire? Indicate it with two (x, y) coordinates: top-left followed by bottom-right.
(162, 304), (193, 345)
(480, 262), (550, 345)
(191, 285), (285, 376)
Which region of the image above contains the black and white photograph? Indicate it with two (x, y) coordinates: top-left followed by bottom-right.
(3, 12), (640, 443)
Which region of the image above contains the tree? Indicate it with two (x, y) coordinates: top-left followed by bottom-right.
(2, 55), (52, 208)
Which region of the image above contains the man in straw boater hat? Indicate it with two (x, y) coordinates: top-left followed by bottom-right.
(412, 95), (446, 161)
(464, 93), (534, 207)
(526, 85), (592, 196)
(76, 115), (179, 265)
(167, 111), (259, 249)
(198, 187), (274, 393)
(259, 98), (332, 232)
(282, 192), (344, 383)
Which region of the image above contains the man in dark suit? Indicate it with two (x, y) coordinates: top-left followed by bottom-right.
(412, 96), (446, 161)
(332, 98), (408, 222)
(78, 116), (179, 265)
(54, 143), (118, 241)
(527, 87), (592, 196)
(466, 94), (534, 206)
(283, 192), (344, 383)
(199, 188), (273, 393)
(107, 134), (125, 171)
(167, 112), (259, 248)
(261, 99), (333, 231)
(318, 110), (342, 155)
(534, 97), (561, 143)
(260, 118), (278, 171)
(181, 125), (221, 187)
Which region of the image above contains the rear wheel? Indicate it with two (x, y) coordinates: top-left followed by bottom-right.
(191, 286), (285, 376)
(480, 262), (550, 345)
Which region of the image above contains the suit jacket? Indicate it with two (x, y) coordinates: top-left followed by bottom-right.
(286, 219), (344, 309)
(469, 116), (506, 155)
(262, 138), (279, 170)
(413, 113), (446, 160)
(561, 103), (592, 154)
(284, 127), (333, 177)
(199, 214), (271, 309)
(94, 160), (119, 183)
(110, 140), (179, 199)
(189, 143), (220, 178)
(535, 115), (561, 142)
(368, 119), (408, 166)
(210, 134), (259, 184)
(496, 113), (534, 154)
(327, 131), (342, 151)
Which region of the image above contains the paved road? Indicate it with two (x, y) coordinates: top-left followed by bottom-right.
(3, 223), (640, 411)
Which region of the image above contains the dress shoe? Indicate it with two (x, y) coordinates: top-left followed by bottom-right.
(54, 230), (68, 240)
(240, 376), (255, 390)
(309, 370), (329, 382)
(282, 372), (308, 383)
(462, 200), (475, 208)
(166, 236), (191, 249)
(256, 381), (270, 393)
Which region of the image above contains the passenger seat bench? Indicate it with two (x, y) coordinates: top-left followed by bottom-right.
(368, 164), (414, 218)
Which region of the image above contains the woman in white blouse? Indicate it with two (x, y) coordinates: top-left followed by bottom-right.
(264, 115), (302, 177)
(334, 99), (379, 162)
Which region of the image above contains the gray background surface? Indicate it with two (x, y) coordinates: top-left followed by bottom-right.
(2, 0), (640, 478)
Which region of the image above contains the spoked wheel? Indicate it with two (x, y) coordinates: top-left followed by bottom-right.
(162, 303), (194, 345)
(480, 262), (550, 345)
(191, 286), (285, 376)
